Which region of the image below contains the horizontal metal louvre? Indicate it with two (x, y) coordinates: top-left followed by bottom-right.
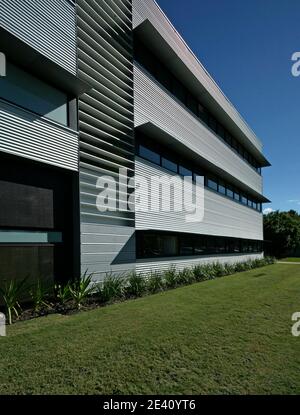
(0, 0), (77, 74)
(136, 253), (264, 276)
(78, 0), (135, 278)
(133, 0), (263, 153)
(134, 64), (263, 195)
(135, 157), (263, 241)
(0, 100), (78, 171)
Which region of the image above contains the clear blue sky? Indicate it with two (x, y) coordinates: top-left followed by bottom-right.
(157, 0), (300, 213)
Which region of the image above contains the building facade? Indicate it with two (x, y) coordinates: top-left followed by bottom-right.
(0, 0), (269, 283)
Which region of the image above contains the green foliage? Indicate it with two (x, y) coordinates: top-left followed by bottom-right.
(223, 263), (236, 276)
(264, 210), (300, 257)
(30, 279), (52, 313)
(0, 277), (28, 325)
(69, 271), (95, 309)
(211, 262), (225, 278)
(163, 266), (178, 289)
(176, 268), (195, 286)
(97, 273), (125, 303)
(146, 271), (164, 294)
(125, 272), (147, 298)
(54, 282), (72, 307)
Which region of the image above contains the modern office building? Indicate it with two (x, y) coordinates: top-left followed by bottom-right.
(0, 0), (270, 283)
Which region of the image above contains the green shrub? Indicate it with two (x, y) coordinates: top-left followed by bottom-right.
(163, 266), (178, 289)
(146, 271), (164, 294)
(97, 273), (125, 303)
(125, 272), (146, 298)
(0, 277), (28, 325)
(211, 262), (225, 278)
(69, 271), (95, 310)
(30, 279), (52, 313)
(54, 282), (72, 307)
(223, 263), (236, 276)
(176, 268), (195, 286)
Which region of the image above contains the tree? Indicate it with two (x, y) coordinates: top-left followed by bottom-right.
(264, 210), (300, 257)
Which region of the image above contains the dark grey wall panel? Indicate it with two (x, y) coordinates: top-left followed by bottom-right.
(0, 0), (77, 75)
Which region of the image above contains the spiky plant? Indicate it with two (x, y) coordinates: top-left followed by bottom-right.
(0, 277), (28, 325)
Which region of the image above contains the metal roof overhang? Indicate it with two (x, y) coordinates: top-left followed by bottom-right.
(134, 19), (271, 168)
(0, 26), (91, 97)
(136, 122), (271, 204)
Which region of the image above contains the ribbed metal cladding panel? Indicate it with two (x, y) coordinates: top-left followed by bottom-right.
(0, 0), (77, 75)
(0, 100), (79, 171)
(135, 157), (263, 241)
(136, 253), (264, 275)
(134, 64), (263, 196)
(133, 0), (263, 154)
(77, 0), (135, 279)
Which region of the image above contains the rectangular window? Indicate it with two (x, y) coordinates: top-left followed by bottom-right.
(179, 165), (193, 177)
(241, 194), (248, 205)
(198, 104), (209, 124)
(226, 186), (234, 199)
(207, 176), (218, 191)
(162, 157), (178, 173)
(248, 199), (253, 208)
(172, 78), (186, 104)
(139, 145), (160, 165)
(217, 123), (225, 140)
(209, 116), (217, 133)
(179, 236), (194, 256)
(194, 237), (207, 255)
(225, 132), (232, 146)
(156, 61), (171, 90)
(0, 62), (68, 126)
(234, 190), (240, 202)
(186, 94), (198, 115)
(218, 181), (226, 195)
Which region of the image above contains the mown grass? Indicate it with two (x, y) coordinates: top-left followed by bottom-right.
(0, 263), (300, 395)
(280, 257), (300, 263)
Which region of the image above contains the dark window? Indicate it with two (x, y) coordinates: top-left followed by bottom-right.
(198, 104), (209, 124)
(241, 194), (248, 205)
(225, 132), (232, 146)
(179, 165), (193, 177)
(217, 123), (226, 140)
(161, 157), (178, 173)
(234, 190), (240, 202)
(226, 186), (234, 199)
(139, 145), (160, 165)
(186, 94), (198, 115)
(209, 116), (217, 133)
(207, 176), (218, 191)
(172, 78), (186, 104)
(194, 236), (207, 255)
(156, 61), (171, 90)
(179, 236), (194, 256)
(0, 62), (68, 126)
(218, 181), (226, 195)
(137, 232), (263, 259)
(248, 199), (253, 208)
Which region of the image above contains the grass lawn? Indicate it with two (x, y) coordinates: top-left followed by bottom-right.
(280, 257), (300, 263)
(1, 263), (300, 395)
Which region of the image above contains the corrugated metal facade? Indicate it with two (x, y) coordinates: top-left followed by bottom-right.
(134, 64), (263, 196)
(0, 100), (78, 171)
(136, 253), (264, 275)
(135, 157), (263, 241)
(0, 0), (77, 75)
(132, 0), (263, 154)
(77, 0), (136, 280)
